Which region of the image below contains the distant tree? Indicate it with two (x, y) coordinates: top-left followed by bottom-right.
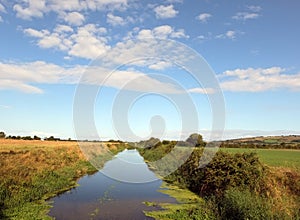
(45, 136), (60, 141)
(33, 135), (41, 140)
(22, 136), (33, 140)
(186, 133), (205, 147)
(0, 131), (5, 139)
(162, 140), (170, 145)
(138, 137), (161, 149)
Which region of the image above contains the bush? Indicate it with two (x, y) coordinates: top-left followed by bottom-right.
(219, 188), (272, 220)
(0, 131), (5, 139)
(197, 152), (266, 197)
(169, 151), (266, 197)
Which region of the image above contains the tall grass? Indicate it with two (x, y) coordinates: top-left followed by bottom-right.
(0, 139), (127, 219)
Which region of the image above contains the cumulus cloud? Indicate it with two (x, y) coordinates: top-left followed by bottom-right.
(24, 24), (109, 59)
(13, 0), (128, 20)
(137, 25), (189, 40)
(23, 24), (189, 60)
(154, 5), (178, 19)
(13, 0), (46, 19)
(148, 61), (172, 70)
(219, 67), (300, 92)
(64, 12), (85, 26)
(196, 13), (212, 23)
(107, 13), (126, 26)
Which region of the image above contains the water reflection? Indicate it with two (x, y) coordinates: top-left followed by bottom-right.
(49, 149), (176, 220)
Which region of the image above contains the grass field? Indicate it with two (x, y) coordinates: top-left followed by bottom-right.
(0, 139), (127, 219)
(220, 148), (300, 169)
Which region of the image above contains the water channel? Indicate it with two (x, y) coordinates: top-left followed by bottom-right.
(48, 149), (176, 219)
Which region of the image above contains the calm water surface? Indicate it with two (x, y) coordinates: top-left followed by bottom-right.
(48, 149), (176, 220)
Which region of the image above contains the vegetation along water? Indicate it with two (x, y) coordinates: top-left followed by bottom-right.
(0, 134), (299, 219)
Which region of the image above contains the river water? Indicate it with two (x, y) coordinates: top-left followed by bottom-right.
(48, 149), (176, 220)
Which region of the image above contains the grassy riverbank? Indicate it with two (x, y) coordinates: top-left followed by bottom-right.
(140, 136), (300, 220)
(0, 139), (127, 219)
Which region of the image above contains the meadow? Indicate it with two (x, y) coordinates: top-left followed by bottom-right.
(0, 139), (127, 219)
(220, 148), (300, 169)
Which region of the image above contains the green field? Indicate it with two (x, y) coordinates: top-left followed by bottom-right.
(220, 148), (300, 169)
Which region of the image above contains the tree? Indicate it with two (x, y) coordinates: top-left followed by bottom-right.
(33, 135), (41, 140)
(185, 133), (205, 147)
(45, 136), (60, 141)
(0, 131), (6, 139)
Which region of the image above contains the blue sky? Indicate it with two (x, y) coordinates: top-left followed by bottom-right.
(0, 0), (299, 141)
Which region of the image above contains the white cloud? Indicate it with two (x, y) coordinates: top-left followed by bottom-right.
(13, 0), (46, 20)
(38, 33), (62, 48)
(0, 60), (184, 94)
(196, 13), (212, 23)
(54, 24), (74, 33)
(154, 5), (178, 19)
(152, 25), (173, 38)
(137, 25), (188, 40)
(166, 0), (183, 3)
(232, 12), (259, 20)
(225, 30), (236, 39)
(148, 61), (172, 70)
(107, 13), (126, 26)
(68, 24), (110, 59)
(247, 5), (262, 12)
(24, 24), (109, 59)
(0, 60), (82, 93)
(0, 79), (44, 94)
(24, 28), (49, 38)
(219, 67), (300, 92)
(216, 30), (238, 40)
(188, 88), (215, 94)
(13, 0), (129, 20)
(64, 11), (85, 26)
(170, 28), (189, 39)
(0, 3), (6, 13)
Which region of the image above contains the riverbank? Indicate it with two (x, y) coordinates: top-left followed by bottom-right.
(139, 137), (300, 219)
(0, 139), (127, 219)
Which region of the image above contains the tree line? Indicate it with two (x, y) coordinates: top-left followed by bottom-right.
(0, 131), (66, 141)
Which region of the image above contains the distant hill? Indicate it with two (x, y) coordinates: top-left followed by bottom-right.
(220, 135), (300, 149)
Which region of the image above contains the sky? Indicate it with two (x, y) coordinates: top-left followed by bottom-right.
(0, 0), (300, 141)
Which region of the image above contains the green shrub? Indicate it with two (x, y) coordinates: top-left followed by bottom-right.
(167, 150), (266, 198)
(219, 188), (272, 220)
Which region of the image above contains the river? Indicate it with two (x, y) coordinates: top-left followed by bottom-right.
(48, 149), (176, 219)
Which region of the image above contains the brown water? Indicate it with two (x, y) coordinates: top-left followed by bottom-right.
(48, 149), (176, 220)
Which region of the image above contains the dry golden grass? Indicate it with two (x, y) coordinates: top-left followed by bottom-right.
(0, 139), (127, 181)
(0, 140), (87, 182)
